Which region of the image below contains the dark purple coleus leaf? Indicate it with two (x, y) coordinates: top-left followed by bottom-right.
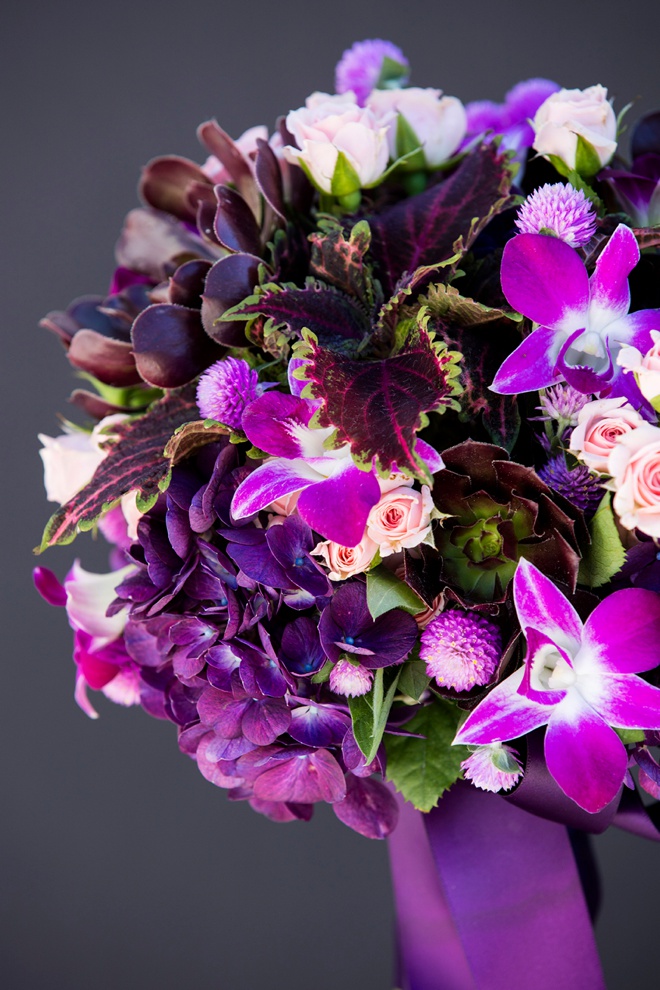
(222, 281), (371, 350)
(132, 303), (223, 388)
(333, 774), (399, 839)
(369, 143), (514, 295)
(309, 218), (377, 310)
(300, 315), (462, 478)
(319, 581), (418, 670)
(38, 386), (198, 551)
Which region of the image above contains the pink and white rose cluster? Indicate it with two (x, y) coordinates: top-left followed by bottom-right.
(367, 87), (467, 167)
(618, 330), (660, 409)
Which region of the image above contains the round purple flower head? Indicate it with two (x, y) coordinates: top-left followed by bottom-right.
(538, 455), (603, 515)
(335, 39), (409, 106)
(196, 357), (265, 430)
(515, 183), (597, 248)
(461, 743), (523, 793)
(420, 610), (501, 692)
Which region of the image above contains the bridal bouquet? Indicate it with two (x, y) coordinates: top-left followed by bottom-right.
(35, 38), (660, 989)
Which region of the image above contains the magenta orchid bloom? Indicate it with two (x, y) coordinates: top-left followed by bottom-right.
(231, 391), (443, 547)
(454, 557), (660, 813)
(492, 223), (660, 401)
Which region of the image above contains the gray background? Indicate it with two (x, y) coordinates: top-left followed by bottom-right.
(3, 0), (660, 986)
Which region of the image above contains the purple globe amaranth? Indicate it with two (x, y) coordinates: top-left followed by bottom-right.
(515, 183), (597, 248)
(492, 223), (660, 400)
(329, 658), (374, 697)
(454, 558), (660, 813)
(538, 455), (603, 516)
(420, 610), (501, 692)
(461, 743), (523, 793)
(196, 357), (272, 429)
(335, 39), (409, 106)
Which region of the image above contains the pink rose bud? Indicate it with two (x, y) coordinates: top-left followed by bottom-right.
(618, 330), (660, 407)
(569, 397), (645, 474)
(283, 92), (392, 195)
(367, 87), (467, 167)
(366, 485), (434, 557)
(532, 85), (617, 174)
(313, 535), (379, 581)
(608, 423), (660, 537)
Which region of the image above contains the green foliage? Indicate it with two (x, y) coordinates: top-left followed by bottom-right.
(397, 649), (432, 702)
(578, 492), (626, 588)
(349, 668), (402, 763)
(366, 566), (425, 620)
(385, 699), (469, 812)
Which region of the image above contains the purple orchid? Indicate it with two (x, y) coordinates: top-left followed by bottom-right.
(492, 223), (660, 400)
(454, 557), (660, 813)
(231, 390), (442, 547)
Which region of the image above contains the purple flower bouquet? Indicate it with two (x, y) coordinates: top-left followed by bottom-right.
(34, 39), (660, 990)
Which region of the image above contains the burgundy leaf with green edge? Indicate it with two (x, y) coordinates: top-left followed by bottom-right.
(222, 281), (371, 348)
(214, 186), (262, 256)
(132, 304), (223, 388)
(164, 420), (230, 463)
(300, 316), (462, 478)
(369, 143), (515, 294)
(201, 253), (263, 348)
(139, 156), (213, 224)
(37, 386), (199, 551)
(309, 218), (376, 309)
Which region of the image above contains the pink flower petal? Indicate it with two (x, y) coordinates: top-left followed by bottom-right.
(544, 696), (627, 813)
(582, 588), (660, 673)
(454, 669), (554, 745)
(500, 232), (589, 331)
(490, 326), (564, 394)
(231, 458), (319, 519)
(579, 672), (660, 730)
(587, 223), (638, 330)
(242, 391), (315, 458)
(513, 558), (582, 653)
(297, 462), (380, 546)
(253, 749), (347, 803)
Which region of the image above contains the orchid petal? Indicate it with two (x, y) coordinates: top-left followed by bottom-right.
(490, 326), (563, 394)
(518, 626), (571, 705)
(231, 459), (319, 520)
(500, 233), (589, 331)
(581, 588), (660, 673)
(513, 558), (582, 654)
(242, 391), (333, 458)
(64, 562), (133, 648)
(416, 438), (445, 474)
(74, 671), (100, 719)
(579, 672), (660, 730)
(297, 462), (380, 546)
(544, 695), (627, 813)
(606, 307), (660, 352)
(587, 224), (638, 333)
(454, 668), (554, 745)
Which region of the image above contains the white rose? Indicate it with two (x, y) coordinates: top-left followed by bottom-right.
(283, 91), (392, 194)
(533, 85), (617, 173)
(368, 87), (467, 167)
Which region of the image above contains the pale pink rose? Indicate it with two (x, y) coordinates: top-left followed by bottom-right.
(38, 414), (124, 505)
(608, 423), (660, 536)
(367, 87), (467, 166)
(283, 92), (391, 194)
(312, 535), (379, 581)
(366, 485), (434, 556)
(617, 330), (660, 405)
(569, 397), (645, 473)
(201, 125), (268, 184)
(533, 85), (617, 172)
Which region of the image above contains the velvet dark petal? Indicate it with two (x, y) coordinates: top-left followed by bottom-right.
(214, 185), (263, 255)
(223, 529), (292, 589)
(132, 303), (222, 388)
(169, 259), (212, 308)
(288, 704), (351, 747)
(279, 616), (326, 676)
(197, 120), (260, 218)
(198, 688), (251, 736)
(168, 680), (202, 726)
(189, 444), (238, 532)
(178, 722), (208, 757)
(253, 749), (347, 804)
(196, 734), (248, 784)
(67, 330), (142, 387)
(254, 138), (286, 218)
(266, 516), (332, 598)
(166, 500), (195, 560)
(342, 729), (384, 777)
(242, 698), (292, 746)
(140, 156), (213, 222)
(333, 775), (399, 839)
(201, 253), (263, 347)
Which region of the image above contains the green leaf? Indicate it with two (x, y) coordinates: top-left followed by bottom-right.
(578, 492), (626, 588)
(574, 134), (603, 179)
(376, 55), (409, 89)
(398, 650), (431, 701)
(367, 566), (426, 619)
(331, 150), (361, 197)
(385, 699), (469, 812)
(418, 282), (522, 327)
(311, 660), (334, 684)
(349, 667), (402, 763)
(614, 727), (646, 744)
(395, 114), (426, 170)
